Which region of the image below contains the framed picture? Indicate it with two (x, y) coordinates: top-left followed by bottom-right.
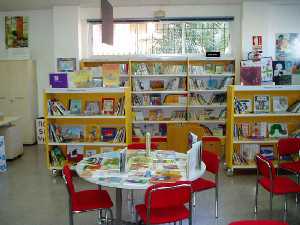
(102, 98), (115, 115)
(254, 95), (270, 113)
(57, 58), (76, 72)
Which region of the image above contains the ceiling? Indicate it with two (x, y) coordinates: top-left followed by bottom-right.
(0, 0), (298, 11)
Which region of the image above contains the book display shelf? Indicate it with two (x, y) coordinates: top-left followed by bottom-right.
(80, 56), (235, 151)
(44, 87), (132, 172)
(225, 85), (300, 175)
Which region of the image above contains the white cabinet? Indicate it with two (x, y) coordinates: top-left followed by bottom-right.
(0, 60), (37, 144)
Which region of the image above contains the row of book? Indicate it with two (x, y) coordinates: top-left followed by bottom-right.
(188, 109), (226, 121)
(234, 122), (288, 140)
(189, 63), (234, 75)
(132, 63), (186, 75)
(133, 124), (167, 137)
(47, 97), (125, 116)
(189, 93), (226, 105)
(133, 77), (186, 91)
(234, 96), (300, 114)
(132, 94), (187, 106)
(49, 124), (126, 143)
(188, 77), (233, 90)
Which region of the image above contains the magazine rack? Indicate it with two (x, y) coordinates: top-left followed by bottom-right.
(44, 87), (132, 173)
(225, 85), (300, 175)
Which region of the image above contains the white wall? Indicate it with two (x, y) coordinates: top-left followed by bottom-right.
(0, 10), (53, 117)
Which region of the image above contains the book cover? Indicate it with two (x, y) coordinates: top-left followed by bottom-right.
(239, 99), (252, 114)
(67, 145), (84, 162)
(273, 96), (288, 113)
(215, 65), (224, 74)
(85, 149), (97, 158)
(260, 145), (274, 160)
(102, 98), (115, 115)
(268, 123), (288, 138)
(49, 73), (68, 88)
(102, 64), (120, 87)
(69, 99), (82, 114)
(254, 95), (270, 113)
(85, 101), (100, 115)
(261, 57), (273, 83)
(101, 128), (117, 142)
(150, 80), (164, 90)
(69, 70), (92, 88)
(85, 125), (100, 142)
(240, 66), (261, 85)
(62, 126), (84, 142)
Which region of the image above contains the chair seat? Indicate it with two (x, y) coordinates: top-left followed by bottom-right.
(72, 189), (113, 212)
(191, 178), (216, 192)
(229, 220), (289, 225)
(135, 204), (189, 224)
(259, 176), (300, 195)
(280, 160), (300, 174)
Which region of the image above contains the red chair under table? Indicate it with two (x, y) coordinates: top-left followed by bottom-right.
(229, 220), (289, 225)
(62, 165), (113, 225)
(128, 142), (159, 150)
(255, 154), (300, 214)
(135, 182), (193, 225)
(277, 138), (300, 203)
(191, 150), (220, 218)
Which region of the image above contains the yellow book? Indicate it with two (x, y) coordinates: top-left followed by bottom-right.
(85, 125), (100, 142)
(102, 64), (120, 87)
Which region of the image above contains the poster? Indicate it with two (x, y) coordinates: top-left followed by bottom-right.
(275, 33), (300, 61)
(36, 119), (45, 144)
(102, 64), (120, 87)
(5, 16), (29, 48)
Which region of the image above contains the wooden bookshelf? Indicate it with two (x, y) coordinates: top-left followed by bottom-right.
(225, 85), (300, 175)
(44, 87), (132, 172)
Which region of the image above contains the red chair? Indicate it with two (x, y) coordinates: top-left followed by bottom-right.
(135, 182), (193, 225)
(228, 220), (289, 225)
(277, 138), (300, 203)
(255, 154), (300, 214)
(128, 142), (159, 150)
(191, 150), (220, 218)
(62, 165), (113, 225)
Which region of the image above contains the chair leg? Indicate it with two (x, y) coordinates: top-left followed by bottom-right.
(104, 209), (108, 225)
(97, 209), (103, 224)
(215, 187), (218, 218)
(296, 174), (299, 204)
(69, 209), (74, 225)
(179, 221), (183, 225)
(109, 208), (114, 225)
(193, 193), (196, 207)
(254, 181), (258, 214)
(270, 192), (273, 213)
(284, 194), (288, 213)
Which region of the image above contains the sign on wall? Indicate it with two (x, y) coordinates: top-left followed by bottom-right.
(275, 33), (300, 61)
(5, 16), (29, 48)
(36, 119), (45, 144)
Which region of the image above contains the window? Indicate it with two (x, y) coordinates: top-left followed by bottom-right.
(89, 20), (231, 56)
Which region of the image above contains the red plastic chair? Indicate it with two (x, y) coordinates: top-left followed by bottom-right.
(62, 165), (113, 225)
(191, 150), (220, 218)
(228, 220), (289, 225)
(277, 138), (300, 203)
(255, 154), (300, 214)
(128, 142), (159, 150)
(135, 182), (193, 225)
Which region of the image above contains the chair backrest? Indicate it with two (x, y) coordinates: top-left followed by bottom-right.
(278, 138), (300, 156)
(145, 182), (192, 209)
(255, 154), (276, 179)
(62, 165), (75, 195)
(128, 142), (158, 150)
(202, 150), (220, 174)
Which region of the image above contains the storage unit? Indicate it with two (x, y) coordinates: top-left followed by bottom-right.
(225, 85), (300, 175)
(44, 87), (132, 172)
(0, 60), (37, 144)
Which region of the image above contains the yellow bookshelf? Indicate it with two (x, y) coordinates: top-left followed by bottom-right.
(44, 87), (132, 173)
(225, 85), (300, 175)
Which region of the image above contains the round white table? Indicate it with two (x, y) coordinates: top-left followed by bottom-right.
(75, 149), (206, 224)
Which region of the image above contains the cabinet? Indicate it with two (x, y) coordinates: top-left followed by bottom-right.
(0, 60), (37, 144)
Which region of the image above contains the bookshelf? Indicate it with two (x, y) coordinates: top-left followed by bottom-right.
(225, 85), (300, 175)
(80, 56), (235, 151)
(44, 87), (132, 173)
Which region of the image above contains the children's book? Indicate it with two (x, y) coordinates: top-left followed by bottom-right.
(238, 99), (252, 114)
(85, 101), (100, 115)
(62, 126), (84, 142)
(69, 99), (82, 114)
(101, 128), (117, 142)
(85, 125), (100, 142)
(254, 95), (270, 113)
(273, 96), (288, 113)
(240, 66), (261, 85)
(85, 149), (97, 158)
(260, 145), (274, 160)
(215, 65), (224, 74)
(268, 123), (288, 138)
(67, 145), (84, 162)
(102, 64), (120, 87)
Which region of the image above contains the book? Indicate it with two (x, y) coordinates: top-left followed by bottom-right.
(67, 145), (84, 162)
(69, 99), (82, 114)
(61, 126), (84, 142)
(235, 99), (252, 114)
(135, 111), (144, 121)
(49, 73), (68, 88)
(268, 123), (288, 138)
(240, 144), (259, 162)
(215, 65), (224, 74)
(249, 122), (267, 139)
(69, 70), (92, 88)
(287, 100), (300, 113)
(85, 149), (97, 157)
(240, 66), (261, 85)
(50, 146), (66, 167)
(150, 80), (164, 90)
(260, 145), (274, 160)
(101, 128), (117, 142)
(85, 125), (100, 142)
(85, 101), (100, 115)
(273, 96), (288, 113)
(102, 64), (120, 87)
(254, 95), (270, 113)
(102, 98), (115, 115)
(149, 94), (161, 105)
(148, 110), (163, 121)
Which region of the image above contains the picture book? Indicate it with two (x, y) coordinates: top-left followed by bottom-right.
(69, 99), (82, 114)
(205, 64), (214, 74)
(50, 146), (66, 167)
(224, 63), (234, 73)
(101, 128), (117, 142)
(124, 177), (148, 185)
(287, 100), (300, 113)
(102, 98), (115, 115)
(98, 176), (123, 183)
(85, 101), (100, 115)
(215, 65), (224, 74)
(150, 169), (182, 184)
(85, 149), (97, 158)
(254, 95), (270, 113)
(235, 99), (252, 114)
(150, 80), (164, 90)
(102, 64), (120, 87)
(273, 96), (288, 113)
(67, 145), (84, 162)
(148, 110), (163, 121)
(250, 122), (267, 139)
(260, 145), (274, 160)
(126, 150), (152, 172)
(61, 126), (84, 142)
(49, 73), (68, 88)
(240, 144), (259, 162)
(261, 57), (273, 83)
(100, 151), (120, 171)
(240, 66), (261, 85)
(190, 65), (204, 75)
(268, 123), (288, 138)
(85, 125), (100, 142)
(149, 94), (161, 105)
(69, 70), (92, 88)
(135, 111), (144, 121)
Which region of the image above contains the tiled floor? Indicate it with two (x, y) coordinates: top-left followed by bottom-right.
(0, 145), (299, 225)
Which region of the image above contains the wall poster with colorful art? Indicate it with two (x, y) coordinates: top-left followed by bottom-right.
(5, 16), (29, 48)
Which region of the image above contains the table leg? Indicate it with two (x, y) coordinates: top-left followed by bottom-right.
(115, 188), (123, 225)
